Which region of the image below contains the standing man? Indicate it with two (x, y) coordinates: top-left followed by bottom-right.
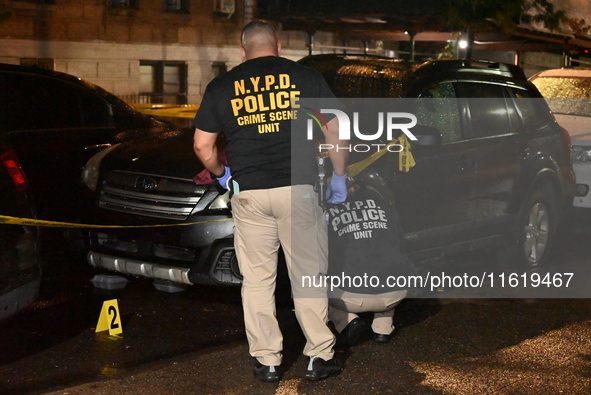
(193, 20), (348, 383)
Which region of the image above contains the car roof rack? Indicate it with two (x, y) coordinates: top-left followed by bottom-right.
(300, 53), (397, 61)
(415, 59), (527, 80)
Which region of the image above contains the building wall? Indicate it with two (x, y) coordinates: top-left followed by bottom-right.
(0, 0), (329, 103)
(1, 1), (243, 46)
(521, 52), (564, 77)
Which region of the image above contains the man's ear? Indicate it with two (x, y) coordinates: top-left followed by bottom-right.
(240, 47), (247, 62)
(277, 42), (282, 56)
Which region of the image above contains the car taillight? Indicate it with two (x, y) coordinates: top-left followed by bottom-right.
(1, 151), (28, 191)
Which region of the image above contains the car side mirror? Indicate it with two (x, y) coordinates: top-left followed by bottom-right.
(411, 125), (443, 146)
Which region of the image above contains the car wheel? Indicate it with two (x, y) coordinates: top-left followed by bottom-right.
(499, 184), (558, 270)
(63, 228), (89, 261)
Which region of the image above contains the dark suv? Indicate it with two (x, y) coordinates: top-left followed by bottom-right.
(82, 55), (575, 287)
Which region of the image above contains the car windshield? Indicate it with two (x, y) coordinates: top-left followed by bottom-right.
(531, 76), (591, 117)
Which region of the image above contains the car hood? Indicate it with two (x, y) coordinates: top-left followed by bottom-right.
(100, 128), (204, 179)
(554, 114), (591, 146)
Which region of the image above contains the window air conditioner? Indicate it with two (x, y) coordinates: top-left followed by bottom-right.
(214, 0), (235, 17)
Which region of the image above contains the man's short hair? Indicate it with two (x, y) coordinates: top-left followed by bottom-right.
(241, 19), (278, 50)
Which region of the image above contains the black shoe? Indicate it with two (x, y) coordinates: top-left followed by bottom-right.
(305, 356), (342, 381)
(373, 333), (391, 343)
(335, 317), (371, 349)
(253, 361), (281, 383)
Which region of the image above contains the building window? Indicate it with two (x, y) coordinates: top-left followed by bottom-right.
(20, 58), (54, 70)
(110, 0), (139, 9)
(12, 0), (55, 4)
(212, 62), (227, 77)
(164, 0), (189, 12)
(138, 61), (187, 104)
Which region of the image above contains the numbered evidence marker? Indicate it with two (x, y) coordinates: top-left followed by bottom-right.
(96, 299), (123, 336)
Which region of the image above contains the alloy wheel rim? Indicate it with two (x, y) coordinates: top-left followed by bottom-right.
(523, 202), (549, 265)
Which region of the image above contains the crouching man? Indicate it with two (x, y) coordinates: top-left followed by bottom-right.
(326, 183), (415, 347)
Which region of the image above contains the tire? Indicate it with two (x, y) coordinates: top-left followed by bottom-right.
(498, 184), (558, 270)
(63, 228), (90, 261)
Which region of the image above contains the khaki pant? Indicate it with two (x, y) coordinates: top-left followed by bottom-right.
(232, 185), (335, 366)
(329, 288), (407, 335)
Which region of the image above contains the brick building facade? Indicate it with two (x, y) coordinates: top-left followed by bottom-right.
(2, 0), (590, 104)
(0, 0), (332, 104)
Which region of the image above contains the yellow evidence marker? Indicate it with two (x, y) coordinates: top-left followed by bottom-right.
(96, 299), (123, 336)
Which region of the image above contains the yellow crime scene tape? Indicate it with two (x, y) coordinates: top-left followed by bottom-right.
(0, 215), (231, 229)
(345, 135), (416, 178)
(133, 103), (416, 175)
(1, 106), (414, 229)
(1, 139), (414, 228)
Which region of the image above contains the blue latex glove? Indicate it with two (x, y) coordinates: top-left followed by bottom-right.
(326, 172), (348, 204)
(215, 166), (232, 190)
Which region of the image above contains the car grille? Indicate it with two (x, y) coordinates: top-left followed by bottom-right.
(98, 171), (206, 220)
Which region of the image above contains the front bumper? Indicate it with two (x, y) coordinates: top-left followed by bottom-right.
(88, 238), (242, 286)
(88, 252), (193, 284)
(86, 212), (242, 286)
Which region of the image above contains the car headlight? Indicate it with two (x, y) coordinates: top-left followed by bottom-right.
(209, 190), (230, 209)
(81, 144), (120, 191)
(572, 145), (591, 163)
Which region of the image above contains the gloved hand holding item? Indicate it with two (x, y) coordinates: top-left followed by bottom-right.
(326, 172), (348, 204)
(215, 166), (232, 190)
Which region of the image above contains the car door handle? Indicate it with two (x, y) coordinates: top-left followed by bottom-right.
(85, 143), (112, 151)
(457, 155), (476, 171)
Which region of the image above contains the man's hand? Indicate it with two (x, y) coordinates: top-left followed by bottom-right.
(326, 172), (348, 204)
(216, 166), (232, 190)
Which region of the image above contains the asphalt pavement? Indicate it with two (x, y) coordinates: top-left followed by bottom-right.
(43, 297), (591, 395)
